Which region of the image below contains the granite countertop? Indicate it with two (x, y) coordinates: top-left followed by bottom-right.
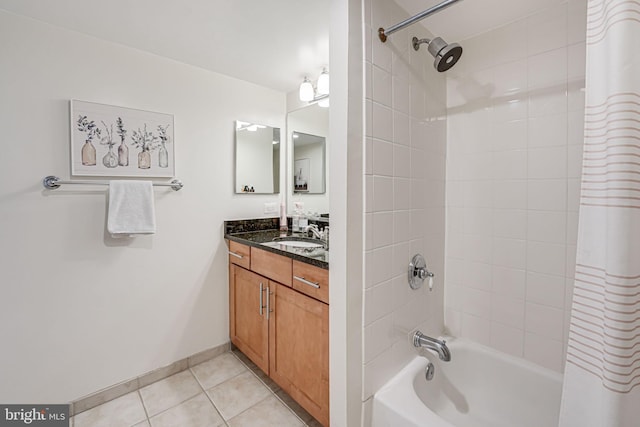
(225, 229), (329, 269)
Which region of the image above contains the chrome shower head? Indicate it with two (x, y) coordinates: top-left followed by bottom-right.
(412, 36), (463, 72)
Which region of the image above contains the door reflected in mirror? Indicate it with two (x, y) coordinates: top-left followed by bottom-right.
(293, 132), (325, 194)
(235, 120), (280, 194)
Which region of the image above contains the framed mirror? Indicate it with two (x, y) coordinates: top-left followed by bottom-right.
(293, 132), (325, 194)
(287, 103), (329, 215)
(235, 120), (280, 194)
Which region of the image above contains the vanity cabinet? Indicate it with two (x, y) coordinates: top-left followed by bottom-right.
(229, 265), (269, 373)
(227, 242), (329, 426)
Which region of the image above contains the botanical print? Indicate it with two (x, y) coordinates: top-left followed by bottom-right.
(71, 100), (174, 177)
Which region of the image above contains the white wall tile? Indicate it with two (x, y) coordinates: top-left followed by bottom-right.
(526, 303), (564, 340)
(493, 237), (527, 270)
(393, 111), (410, 146)
(524, 333), (564, 372)
(393, 144), (411, 178)
(462, 261), (493, 291)
(444, 0), (585, 375)
(372, 65), (392, 107)
(493, 180), (528, 210)
(392, 76), (410, 115)
(372, 102), (393, 142)
(393, 210), (412, 244)
(527, 241), (566, 277)
(493, 150), (528, 180)
(528, 179), (567, 211)
(526, 271), (566, 309)
(493, 209), (527, 240)
(528, 48), (568, 90)
(527, 4), (568, 56)
(493, 119), (527, 151)
(373, 176), (394, 212)
(461, 313), (491, 343)
(372, 212), (393, 248)
(372, 139), (393, 176)
(528, 114), (568, 148)
(492, 59), (528, 98)
(492, 266), (526, 299)
(568, 0), (588, 45)
(491, 20), (528, 64)
(492, 294), (525, 328)
(527, 210), (567, 244)
(393, 178), (411, 210)
(491, 322), (524, 357)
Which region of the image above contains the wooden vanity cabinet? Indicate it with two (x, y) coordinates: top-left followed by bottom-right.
(269, 282), (329, 426)
(227, 241), (329, 426)
(229, 264), (269, 373)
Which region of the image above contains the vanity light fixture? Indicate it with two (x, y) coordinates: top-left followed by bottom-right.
(298, 68), (330, 103)
(299, 77), (315, 102)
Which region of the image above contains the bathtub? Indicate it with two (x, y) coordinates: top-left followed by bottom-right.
(372, 338), (563, 427)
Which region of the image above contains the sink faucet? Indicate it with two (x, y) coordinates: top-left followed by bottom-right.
(305, 224), (323, 239)
(304, 224), (329, 250)
(413, 331), (451, 361)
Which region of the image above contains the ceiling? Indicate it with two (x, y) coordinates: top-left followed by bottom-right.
(0, 0), (563, 93)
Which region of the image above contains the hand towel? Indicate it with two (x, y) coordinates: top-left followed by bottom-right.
(107, 180), (156, 237)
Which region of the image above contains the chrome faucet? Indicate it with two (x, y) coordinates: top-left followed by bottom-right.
(304, 224), (329, 249)
(413, 331), (451, 361)
(305, 224), (323, 239)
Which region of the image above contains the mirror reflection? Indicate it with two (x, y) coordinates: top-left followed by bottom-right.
(287, 103), (329, 215)
(293, 132), (325, 194)
(235, 120), (280, 194)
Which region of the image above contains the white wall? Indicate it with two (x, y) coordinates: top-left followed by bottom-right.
(0, 10), (285, 403)
(444, 0), (587, 373)
(361, 0), (447, 409)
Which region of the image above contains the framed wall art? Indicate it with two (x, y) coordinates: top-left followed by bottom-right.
(70, 100), (175, 177)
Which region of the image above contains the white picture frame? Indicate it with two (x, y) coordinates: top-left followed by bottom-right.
(70, 100), (175, 177)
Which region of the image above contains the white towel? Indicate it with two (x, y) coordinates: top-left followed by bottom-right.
(107, 180), (156, 237)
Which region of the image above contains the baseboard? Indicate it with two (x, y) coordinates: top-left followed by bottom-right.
(70, 341), (230, 416)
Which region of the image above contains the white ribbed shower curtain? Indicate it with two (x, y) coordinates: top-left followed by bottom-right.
(559, 1), (640, 426)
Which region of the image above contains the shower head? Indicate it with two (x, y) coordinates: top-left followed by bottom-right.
(412, 36), (463, 72)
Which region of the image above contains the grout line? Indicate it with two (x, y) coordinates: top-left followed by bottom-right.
(137, 389), (151, 424)
(229, 350), (310, 425)
(189, 365), (230, 426)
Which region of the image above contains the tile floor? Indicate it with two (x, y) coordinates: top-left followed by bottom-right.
(71, 350), (322, 427)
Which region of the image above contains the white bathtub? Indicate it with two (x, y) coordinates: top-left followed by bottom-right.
(372, 338), (563, 427)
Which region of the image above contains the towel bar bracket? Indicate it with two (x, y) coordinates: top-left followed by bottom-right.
(42, 175), (184, 191)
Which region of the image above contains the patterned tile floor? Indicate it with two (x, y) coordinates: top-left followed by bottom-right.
(71, 350), (322, 427)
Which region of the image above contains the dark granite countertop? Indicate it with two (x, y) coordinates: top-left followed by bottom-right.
(225, 220), (328, 269)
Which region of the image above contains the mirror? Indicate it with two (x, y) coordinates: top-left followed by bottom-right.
(235, 120), (280, 194)
(288, 103), (329, 215)
(293, 132), (325, 194)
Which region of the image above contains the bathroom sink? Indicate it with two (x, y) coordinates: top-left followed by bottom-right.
(267, 237), (324, 248)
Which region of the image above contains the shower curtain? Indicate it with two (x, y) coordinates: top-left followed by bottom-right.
(559, 1), (640, 426)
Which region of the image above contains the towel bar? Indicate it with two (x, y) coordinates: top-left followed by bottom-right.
(42, 175), (183, 191)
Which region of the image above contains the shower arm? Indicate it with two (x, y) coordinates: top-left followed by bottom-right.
(378, 0), (463, 42)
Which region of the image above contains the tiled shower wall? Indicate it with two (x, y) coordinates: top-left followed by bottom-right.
(444, 0), (587, 372)
(362, 0), (447, 402)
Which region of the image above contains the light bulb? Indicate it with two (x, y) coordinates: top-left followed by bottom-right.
(299, 77), (314, 102)
(317, 69), (329, 95)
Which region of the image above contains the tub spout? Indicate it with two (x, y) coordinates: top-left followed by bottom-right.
(413, 331), (451, 361)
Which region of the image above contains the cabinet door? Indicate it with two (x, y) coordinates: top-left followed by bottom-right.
(269, 283), (329, 426)
(229, 264), (269, 373)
